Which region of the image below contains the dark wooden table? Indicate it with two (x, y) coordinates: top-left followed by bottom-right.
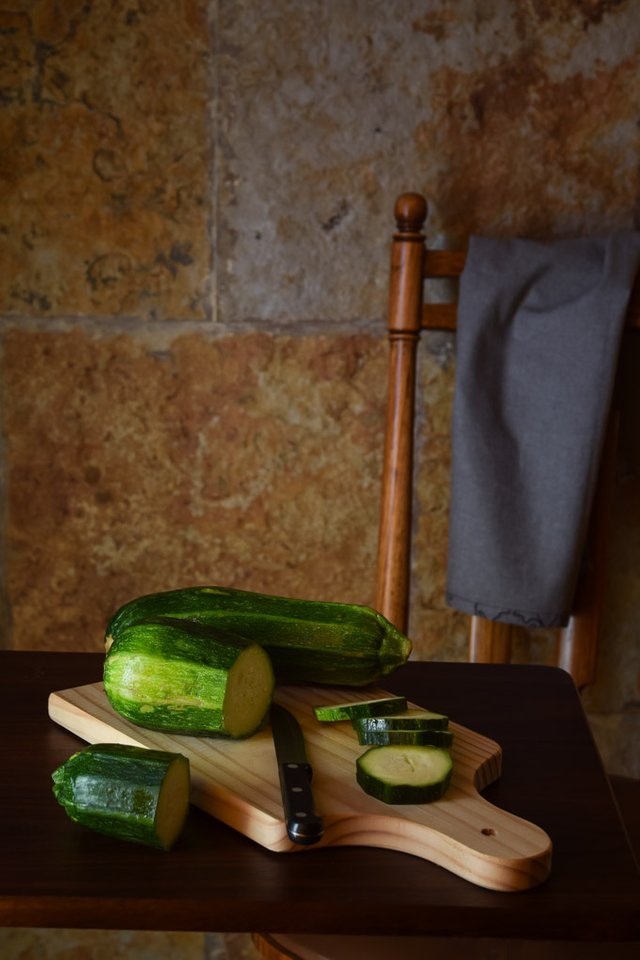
(1, 651), (638, 941)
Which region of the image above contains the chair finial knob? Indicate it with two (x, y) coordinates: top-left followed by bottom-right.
(394, 193), (427, 233)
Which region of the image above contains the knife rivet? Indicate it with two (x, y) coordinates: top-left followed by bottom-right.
(292, 786), (303, 792)
(296, 811), (308, 817)
(287, 763), (299, 769)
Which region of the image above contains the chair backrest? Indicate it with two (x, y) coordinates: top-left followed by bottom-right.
(374, 192), (640, 689)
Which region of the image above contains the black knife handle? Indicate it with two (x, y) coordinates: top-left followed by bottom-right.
(278, 762), (324, 845)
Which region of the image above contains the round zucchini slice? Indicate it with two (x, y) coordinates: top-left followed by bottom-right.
(356, 727), (454, 748)
(313, 696), (407, 722)
(356, 744), (453, 804)
(353, 708), (449, 732)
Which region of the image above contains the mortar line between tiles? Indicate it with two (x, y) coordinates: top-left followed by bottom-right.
(0, 315), (386, 339)
(0, 332), (11, 650)
(209, 0), (220, 326)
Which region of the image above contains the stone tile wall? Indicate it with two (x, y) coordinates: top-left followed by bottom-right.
(1, 5), (639, 952)
(2, 328), (387, 649)
(2, 0), (639, 759)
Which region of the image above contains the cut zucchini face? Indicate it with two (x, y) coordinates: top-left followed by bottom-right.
(356, 744), (453, 804)
(103, 620), (275, 738)
(313, 696), (407, 722)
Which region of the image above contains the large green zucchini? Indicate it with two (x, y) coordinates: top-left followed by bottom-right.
(105, 585), (412, 687)
(52, 743), (190, 850)
(103, 619), (275, 737)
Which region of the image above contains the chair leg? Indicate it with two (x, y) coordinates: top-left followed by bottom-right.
(468, 616), (512, 663)
(252, 933), (304, 960)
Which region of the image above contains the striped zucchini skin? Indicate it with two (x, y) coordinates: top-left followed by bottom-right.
(103, 620), (275, 737)
(355, 727), (454, 747)
(352, 709), (449, 732)
(52, 743), (190, 850)
(314, 697), (408, 722)
(105, 585), (412, 687)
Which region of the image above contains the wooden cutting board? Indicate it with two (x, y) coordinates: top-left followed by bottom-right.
(48, 681), (552, 892)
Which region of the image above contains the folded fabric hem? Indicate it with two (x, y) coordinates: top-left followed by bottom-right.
(445, 591), (569, 630)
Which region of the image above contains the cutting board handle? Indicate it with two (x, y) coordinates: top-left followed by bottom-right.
(316, 786), (552, 892)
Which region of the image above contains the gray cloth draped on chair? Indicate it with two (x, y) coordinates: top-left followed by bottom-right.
(446, 232), (640, 629)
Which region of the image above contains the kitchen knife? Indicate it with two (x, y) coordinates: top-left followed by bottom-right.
(270, 703), (324, 845)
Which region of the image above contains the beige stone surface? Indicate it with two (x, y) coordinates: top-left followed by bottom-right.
(0, 928), (208, 960)
(0, 929), (265, 960)
(409, 332), (467, 659)
(219, 0), (640, 322)
(0, 1), (212, 320)
(2, 329), (387, 651)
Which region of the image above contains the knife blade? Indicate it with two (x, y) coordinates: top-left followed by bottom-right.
(270, 703), (324, 846)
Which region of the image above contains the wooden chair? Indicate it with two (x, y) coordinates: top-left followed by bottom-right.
(374, 191), (640, 689)
(253, 193), (640, 960)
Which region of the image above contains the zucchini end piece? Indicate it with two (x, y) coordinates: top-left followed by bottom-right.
(52, 744), (191, 850)
(377, 616), (412, 675)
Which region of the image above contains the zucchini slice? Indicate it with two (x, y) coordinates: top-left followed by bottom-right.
(313, 696), (407, 722)
(353, 708), (449, 732)
(52, 743), (190, 850)
(355, 727), (454, 747)
(103, 620), (275, 737)
(356, 744), (453, 804)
